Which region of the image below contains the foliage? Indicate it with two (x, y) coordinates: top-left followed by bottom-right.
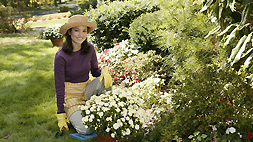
(80, 87), (147, 141)
(77, 0), (97, 10)
(59, 5), (69, 12)
(40, 24), (63, 40)
(129, 0), (217, 87)
(84, 0), (160, 50)
(197, 0), (253, 84)
(149, 64), (252, 141)
(0, 5), (17, 33)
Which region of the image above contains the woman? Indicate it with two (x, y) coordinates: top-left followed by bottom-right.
(54, 15), (112, 134)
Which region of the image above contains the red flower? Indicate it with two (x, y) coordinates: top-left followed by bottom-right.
(101, 57), (104, 62)
(120, 75), (124, 78)
(124, 72), (127, 75)
(114, 77), (118, 81)
(112, 70), (115, 73)
(103, 49), (109, 55)
(136, 80), (140, 83)
(116, 43), (119, 45)
(223, 98), (225, 101)
(121, 58), (124, 61)
(106, 59), (110, 63)
(132, 75), (136, 79)
(248, 132), (253, 139)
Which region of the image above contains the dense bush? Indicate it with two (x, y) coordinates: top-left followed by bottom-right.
(0, 5), (17, 33)
(129, 0), (218, 87)
(84, 0), (160, 51)
(77, 0), (97, 10)
(148, 65), (252, 141)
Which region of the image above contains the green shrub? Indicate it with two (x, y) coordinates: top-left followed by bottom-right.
(0, 5), (17, 33)
(85, 0), (160, 51)
(59, 6), (69, 12)
(129, 0), (218, 87)
(149, 65), (253, 141)
(77, 0), (97, 10)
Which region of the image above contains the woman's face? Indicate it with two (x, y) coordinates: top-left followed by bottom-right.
(69, 26), (87, 45)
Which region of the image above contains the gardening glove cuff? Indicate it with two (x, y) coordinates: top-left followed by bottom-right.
(100, 66), (112, 88)
(56, 113), (69, 131)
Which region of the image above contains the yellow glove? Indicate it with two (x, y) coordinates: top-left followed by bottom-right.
(56, 113), (69, 131)
(100, 66), (112, 88)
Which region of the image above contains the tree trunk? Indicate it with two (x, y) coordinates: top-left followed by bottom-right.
(54, 0), (58, 7)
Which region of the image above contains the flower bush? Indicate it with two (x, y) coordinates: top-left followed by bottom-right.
(40, 24), (63, 40)
(80, 87), (148, 141)
(97, 40), (140, 87)
(97, 40), (165, 87)
(148, 64), (252, 141)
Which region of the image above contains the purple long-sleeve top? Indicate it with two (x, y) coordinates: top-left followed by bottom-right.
(54, 43), (101, 114)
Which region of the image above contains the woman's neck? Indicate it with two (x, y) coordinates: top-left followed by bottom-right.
(72, 42), (81, 52)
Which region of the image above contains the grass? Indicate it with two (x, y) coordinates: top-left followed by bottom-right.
(0, 33), (96, 142)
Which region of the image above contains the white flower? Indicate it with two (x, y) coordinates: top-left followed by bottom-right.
(86, 110), (90, 114)
(126, 128), (131, 135)
(135, 124), (139, 130)
(106, 127), (111, 132)
(82, 116), (88, 122)
(211, 125), (217, 131)
(113, 123), (120, 130)
(99, 112), (104, 117)
(90, 114), (94, 119)
(106, 117), (112, 121)
(226, 127), (236, 134)
(111, 133), (115, 138)
(128, 119), (133, 125)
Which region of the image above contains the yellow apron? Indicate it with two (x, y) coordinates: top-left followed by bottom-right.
(64, 80), (91, 119)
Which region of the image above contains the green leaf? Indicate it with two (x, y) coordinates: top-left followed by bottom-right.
(239, 3), (253, 28)
(197, 136), (201, 141)
(228, 35), (247, 62)
(217, 23), (237, 36)
(243, 53), (252, 70)
(189, 135), (194, 139)
(224, 25), (238, 46)
(200, 0), (214, 12)
(228, 0), (236, 11)
(201, 134), (208, 138)
(232, 32), (252, 64)
(205, 26), (220, 38)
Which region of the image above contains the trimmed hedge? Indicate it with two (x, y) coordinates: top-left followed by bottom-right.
(84, 0), (160, 51)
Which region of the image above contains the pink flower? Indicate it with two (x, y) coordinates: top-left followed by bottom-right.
(121, 58), (124, 61)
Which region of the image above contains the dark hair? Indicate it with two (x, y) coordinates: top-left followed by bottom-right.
(62, 28), (91, 55)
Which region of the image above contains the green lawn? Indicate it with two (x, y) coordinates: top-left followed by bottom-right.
(0, 33), (96, 142)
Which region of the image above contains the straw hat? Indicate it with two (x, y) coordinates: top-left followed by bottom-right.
(60, 15), (97, 35)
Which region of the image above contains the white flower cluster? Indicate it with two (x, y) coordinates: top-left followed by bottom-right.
(131, 76), (173, 128)
(131, 76), (171, 106)
(80, 87), (146, 139)
(41, 24), (63, 40)
(97, 40), (138, 69)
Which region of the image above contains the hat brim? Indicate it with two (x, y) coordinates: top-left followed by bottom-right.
(60, 21), (97, 35)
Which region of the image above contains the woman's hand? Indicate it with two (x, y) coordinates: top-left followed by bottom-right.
(56, 113), (69, 131)
(100, 66), (112, 88)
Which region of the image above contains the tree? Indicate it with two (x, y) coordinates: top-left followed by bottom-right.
(198, 0), (253, 84)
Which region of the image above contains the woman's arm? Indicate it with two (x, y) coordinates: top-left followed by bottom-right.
(54, 54), (66, 114)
